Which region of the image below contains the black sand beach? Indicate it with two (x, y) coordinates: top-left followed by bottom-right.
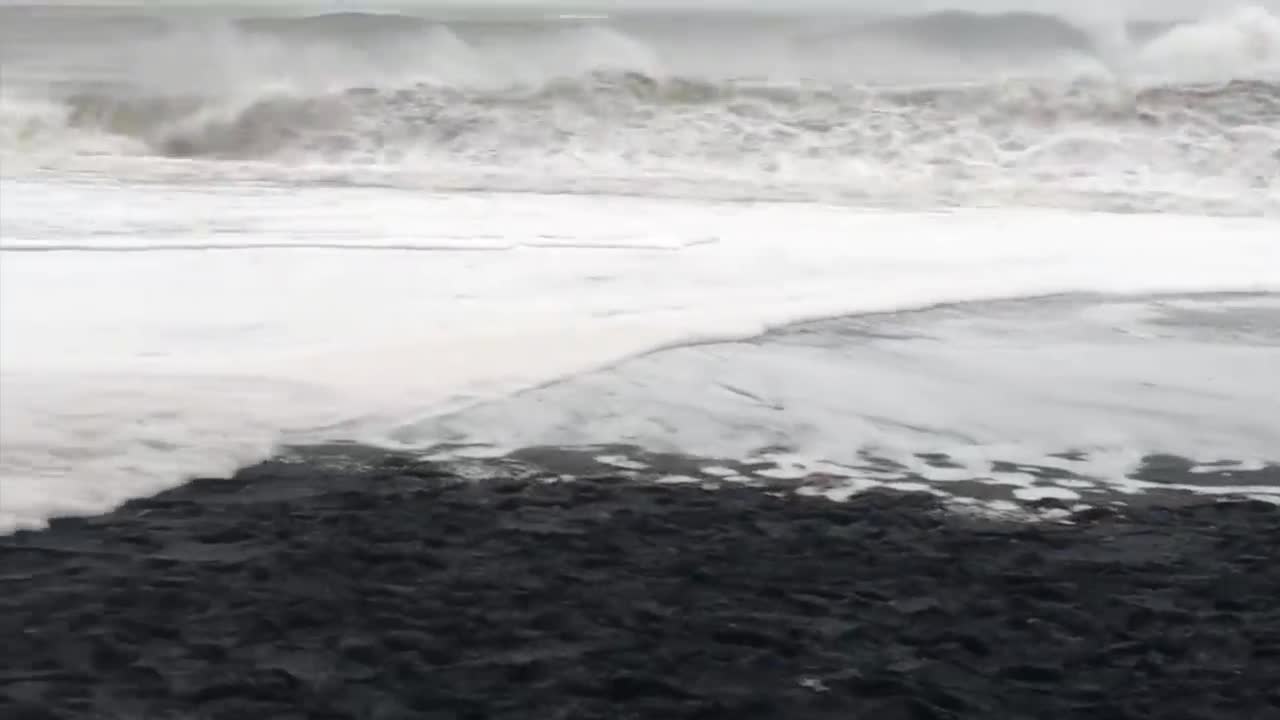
(3, 448), (1279, 720)
(4, 2), (1280, 718)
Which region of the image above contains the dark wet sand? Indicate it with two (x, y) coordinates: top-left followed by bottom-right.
(2, 449), (1279, 720)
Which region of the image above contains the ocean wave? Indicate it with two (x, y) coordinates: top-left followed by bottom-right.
(2, 73), (1276, 212)
(812, 10), (1100, 55)
(182, 6), (1275, 67)
(1, 6), (1278, 213)
(13, 73), (1275, 161)
(236, 11), (435, 35)
(199, 9), (1189, 60)
(6, 5), (1278, 83)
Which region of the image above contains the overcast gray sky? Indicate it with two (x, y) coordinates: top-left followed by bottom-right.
(2, 0), (1276, 17)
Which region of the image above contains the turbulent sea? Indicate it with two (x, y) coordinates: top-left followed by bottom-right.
(2, 3), (1279, 530)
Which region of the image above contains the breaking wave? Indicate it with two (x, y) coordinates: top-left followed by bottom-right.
(215, 6), (1278, 64)
(818, 10), (1100, 54)
(210, 9), (1233, 60)
(29, 75), (1280, 162)
(2, 5), (1278, 213)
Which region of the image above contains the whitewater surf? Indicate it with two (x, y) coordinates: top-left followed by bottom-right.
(2, 5), (1280, 719)
(1, 2), (1278, 525)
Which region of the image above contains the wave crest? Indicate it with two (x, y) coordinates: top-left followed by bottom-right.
(236, 11), (433, 36)
(24, 74), (1277, 163)
(2, 6), (1278, 214)
(58, 91), (352, 158)
(832, 10), (1099, 54)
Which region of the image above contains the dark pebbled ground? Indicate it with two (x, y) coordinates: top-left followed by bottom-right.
(3, 454), (1280, 720)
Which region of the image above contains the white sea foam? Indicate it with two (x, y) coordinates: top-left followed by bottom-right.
(1, 5), (1279, 531)
(2, 6), (1279, 214)
(1134, 4), (1280, 78)
(2, 177), (1279, 530)
(413, 293), (1280, 501)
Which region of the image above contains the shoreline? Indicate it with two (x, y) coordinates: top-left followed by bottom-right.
(289, 443), (1280, 516)
(3, 447), (1279, 719)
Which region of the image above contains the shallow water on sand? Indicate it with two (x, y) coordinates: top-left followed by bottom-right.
(2, 4), (1280, 530)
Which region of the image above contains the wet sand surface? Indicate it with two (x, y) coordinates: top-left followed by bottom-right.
(3, 448), (1278, 720)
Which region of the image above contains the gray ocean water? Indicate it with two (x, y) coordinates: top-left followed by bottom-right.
(3, 3), (1279, 211)
(1, 3), (1279, 529)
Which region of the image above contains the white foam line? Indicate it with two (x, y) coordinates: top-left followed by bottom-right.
(2, 186), (1279, 532)
(1013, 486), (1083, 502)
(1120, 482), (1280, 500)
(595, 455), (650, 471)
(0, 239), (715, 253)
(0, 242), (514, 253)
